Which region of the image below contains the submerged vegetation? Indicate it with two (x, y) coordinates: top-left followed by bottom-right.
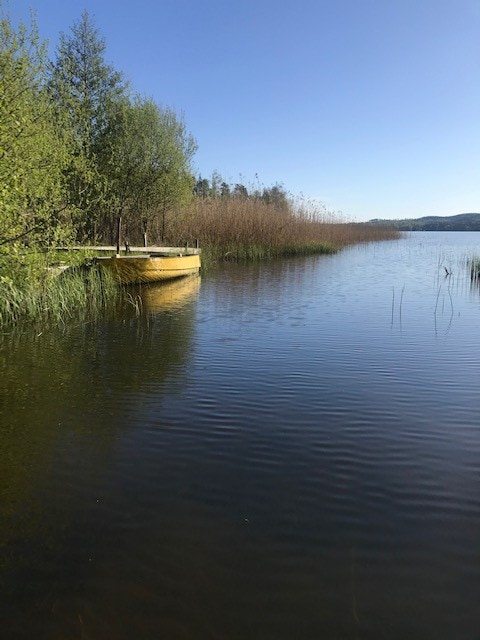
(0, 7), (400, 328)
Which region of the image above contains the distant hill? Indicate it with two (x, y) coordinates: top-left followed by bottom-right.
(368, 213), (480, 231)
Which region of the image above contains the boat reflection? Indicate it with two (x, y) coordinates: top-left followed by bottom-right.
(137, 275), (201, 313)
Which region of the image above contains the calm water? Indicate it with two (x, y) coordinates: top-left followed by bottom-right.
(1, 232), (479, 639)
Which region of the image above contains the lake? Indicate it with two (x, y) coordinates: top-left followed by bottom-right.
(1, 231), (479, 639)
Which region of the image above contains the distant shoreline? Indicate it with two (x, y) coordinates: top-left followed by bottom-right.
(369, 213), (480, 231)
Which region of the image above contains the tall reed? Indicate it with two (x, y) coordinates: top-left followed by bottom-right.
(0, 259), (120, 329)
(152, 197), (400, 261)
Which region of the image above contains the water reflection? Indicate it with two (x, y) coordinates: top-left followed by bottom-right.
(1, 233), (480, 639)
(0, 283), (201, 635)
(132, 275), (201, 314)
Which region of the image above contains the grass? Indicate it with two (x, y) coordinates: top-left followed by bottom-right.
(203, 241), (337, 263)
(0, 252), (121, 329)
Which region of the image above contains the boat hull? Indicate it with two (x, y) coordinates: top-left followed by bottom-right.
(96, 254), (201, 284)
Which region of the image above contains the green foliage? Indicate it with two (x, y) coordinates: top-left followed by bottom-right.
(261, 183), (289, 210)
(51, 11), (125, 145)
(98, 97), (196, 242)
(192, 173), (290, 212)
(0, 260), (120, 328)
(205, 241), (337, 262)
(0, 14), (71, 252)
(48, 12), (197, 244)
(194, 177), (210, 198)
(233, 183), (248, 199)
(49, 11), (128, 242)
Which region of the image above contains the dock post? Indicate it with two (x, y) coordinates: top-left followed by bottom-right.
(116, 216), (122, 257)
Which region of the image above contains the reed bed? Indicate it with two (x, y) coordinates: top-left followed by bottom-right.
(0, 257), (120, 329)
(158, 198), (401, 262)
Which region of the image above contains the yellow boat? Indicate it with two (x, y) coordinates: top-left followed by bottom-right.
(96, 252), (201, 284)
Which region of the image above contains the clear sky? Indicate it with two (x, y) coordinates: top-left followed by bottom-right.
(5, 0), (480, 221)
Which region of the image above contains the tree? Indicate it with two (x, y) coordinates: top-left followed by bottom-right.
(209, 170), (222, 198)
(194, 177), (210, 198)
(97, 97), (197, 244)
(220, 182), (231, 198)
(233, 183), (248, 199)
(150, 106), (197, 241)
(49, 11), (126, 241)
(0, 14), (70, 253)
(262, 183), (289, 210)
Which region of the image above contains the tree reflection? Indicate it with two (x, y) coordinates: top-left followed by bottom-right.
(0, 279), (200, 610)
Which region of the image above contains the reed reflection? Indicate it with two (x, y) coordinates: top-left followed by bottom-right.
(0, 276), (201, 627)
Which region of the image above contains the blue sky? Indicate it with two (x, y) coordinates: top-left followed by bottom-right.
(6, 0), (480, 220)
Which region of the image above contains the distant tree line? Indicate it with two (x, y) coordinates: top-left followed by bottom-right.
(369, 214), (480, 231)
(193, 173), (290, 210)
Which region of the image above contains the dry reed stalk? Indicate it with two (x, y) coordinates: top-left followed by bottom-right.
(130, 198), (401, 258)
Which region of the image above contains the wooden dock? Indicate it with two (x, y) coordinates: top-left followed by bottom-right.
(58, 246), (201, 255)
